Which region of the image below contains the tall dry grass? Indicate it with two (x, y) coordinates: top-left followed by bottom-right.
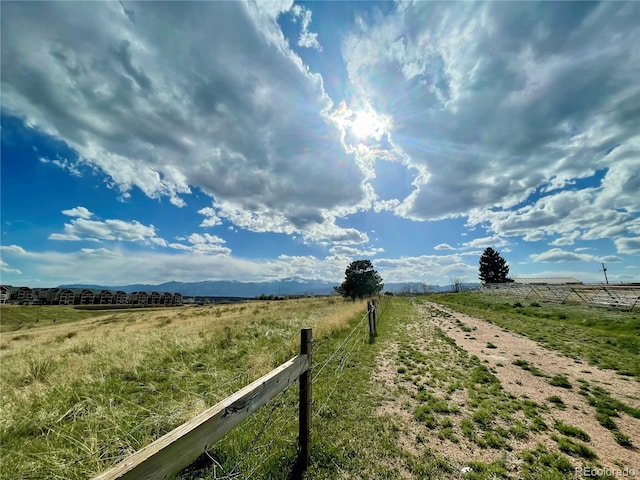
(0, 297), (367, 479)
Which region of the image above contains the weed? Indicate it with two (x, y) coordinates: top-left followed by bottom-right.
(460, 418), (476, 439)
(23, 357), (56, 384)
(508, 421), (529, 440)
(548, 375), (572, 389)
(469, 365), (499, 385)
(551, 435), (597, 459)
(512, 359), (546, 377)
(11, 333), (31, 341)
(595, 412), (617, 430)
(530, 417), (548, 432)
(69, 343), (95, 355)
(156, 318), (173, 327)
(554, 422), (590, 442)
(546, 395), (566, 409)
(414, 406), (438, 429)
(465, 459), (509, 479)
(613, 431), (633, 447)
(472, 409), (494, 430)
(56, 331), (78, 342)
(520, 444), (573, 477)
(218, 326), (234, 349)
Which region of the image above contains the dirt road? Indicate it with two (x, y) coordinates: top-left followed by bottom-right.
(374, 299), (639, 477)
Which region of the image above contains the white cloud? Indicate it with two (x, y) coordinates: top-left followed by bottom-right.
(49, 217), (158, 243)
(462, 236), (508, 249)
(61, 206), (93, 219)
(467, 186), (640, 254)
(434, 243), (454, 250)
(1, 260), (22, 275)
(0, 245), (29, 256)
(374, 254), (477, 284)
(614, 237), (640, 255)
(550, 230), (580, 246)
(188, 233), (226, 245)
(1, 243), (480, 286)
(197, 207), (222, 228)
(329, 245), (384, 258)
(291, 5), (322, 51)
(530, 248), (623, 264)
(39, 156), (83, 177)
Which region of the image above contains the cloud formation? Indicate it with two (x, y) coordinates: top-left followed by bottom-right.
(343, 2), (639, 251)
(1, 1), (369, 247)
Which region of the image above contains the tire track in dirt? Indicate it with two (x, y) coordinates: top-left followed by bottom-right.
(421, 300), (640, 471)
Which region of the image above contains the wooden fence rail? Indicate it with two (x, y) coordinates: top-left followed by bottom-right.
(93, 328), (313, 480)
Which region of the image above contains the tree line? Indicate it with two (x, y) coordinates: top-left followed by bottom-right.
(334, 247), (511, 300)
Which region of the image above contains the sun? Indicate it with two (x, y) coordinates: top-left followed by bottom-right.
(349, 110), (386, 140)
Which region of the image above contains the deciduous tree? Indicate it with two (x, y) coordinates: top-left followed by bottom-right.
(335, 260), (383, 300)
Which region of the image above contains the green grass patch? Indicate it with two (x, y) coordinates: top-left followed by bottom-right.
(554, 421), (590, 442)
(0, 305), (111, 332)
(546, 395), (566, 409)
(520, 444), (573, 479)
(512, 359), (546, 377)
(548, 374), (572, 389)
(613, 431), (633, 447)
(551, 435), (597, 459)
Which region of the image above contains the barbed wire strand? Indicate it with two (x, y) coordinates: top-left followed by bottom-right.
(213, 379), (299, 479)
(313, 328), (366, 419)
(311, 311), (368, 383)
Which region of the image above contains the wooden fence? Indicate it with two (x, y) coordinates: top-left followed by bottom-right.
(93, 329), (313, 480)
(92, 298), (385, 479)
(480, 283), (640, 311)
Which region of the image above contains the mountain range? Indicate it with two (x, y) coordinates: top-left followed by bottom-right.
(59, 278), (478, 297)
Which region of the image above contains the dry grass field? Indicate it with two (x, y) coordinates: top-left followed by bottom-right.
(0, 298), (368, 479)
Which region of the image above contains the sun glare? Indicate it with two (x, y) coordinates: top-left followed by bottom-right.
(350, 110), (384, 139)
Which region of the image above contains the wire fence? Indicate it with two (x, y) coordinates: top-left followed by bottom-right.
(85, 297), (388, 480)
(480, 283), (640, 311)
(185, 296), (388, 479)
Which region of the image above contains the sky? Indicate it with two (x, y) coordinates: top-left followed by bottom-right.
(1, 1), (639, 288)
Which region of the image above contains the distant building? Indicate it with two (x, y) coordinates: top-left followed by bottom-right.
(0, 284), (182, 307)
(0, 285), (12, 304)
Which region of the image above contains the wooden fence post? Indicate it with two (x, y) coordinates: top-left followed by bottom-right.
(298, 328), (312, 472)
(372, 299), (377, 337)
(367, 301), (374, 339)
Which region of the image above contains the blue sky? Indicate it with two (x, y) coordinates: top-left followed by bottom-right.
(1, 1), (639, 287)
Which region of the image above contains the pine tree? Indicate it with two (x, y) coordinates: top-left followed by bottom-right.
(479, 247), (511, 284)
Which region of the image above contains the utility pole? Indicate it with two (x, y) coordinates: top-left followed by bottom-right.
(601, 263), (609, 284)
